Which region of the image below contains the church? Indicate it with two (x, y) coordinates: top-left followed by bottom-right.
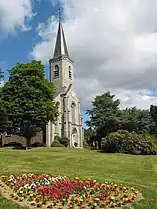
(46, 20), (84, 148)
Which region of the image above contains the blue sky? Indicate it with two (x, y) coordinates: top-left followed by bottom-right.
(0, 1), (53, 80)
(0, 0), (89, 128)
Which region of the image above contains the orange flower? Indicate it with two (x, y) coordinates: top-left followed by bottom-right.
(88, 199), (92, 204)
(57, 205), (63, 209)
(103, 200), (109, 205)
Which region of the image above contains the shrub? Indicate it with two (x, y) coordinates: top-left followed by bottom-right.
(83, 140), (90, 149)
(54, 135), (61, 142)
(102, 130), (157, 155)
(60, 137), (69, 147)
(51, 135), (65, 147)
(51, 140), (64, 147)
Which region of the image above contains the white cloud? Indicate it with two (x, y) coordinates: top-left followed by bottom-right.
(31, 0), (157, 110)
(0, 0), (34, 33)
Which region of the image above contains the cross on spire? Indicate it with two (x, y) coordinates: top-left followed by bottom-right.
(58, 7), (62, 22)
(52, 10), (70, 60)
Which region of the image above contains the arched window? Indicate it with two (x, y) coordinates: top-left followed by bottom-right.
(54, 65), (59, 78)
(69, 66), (72, 79)
(71, 102), (76, 124)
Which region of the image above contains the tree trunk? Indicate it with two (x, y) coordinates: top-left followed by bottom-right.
(26, 137), (31, 149)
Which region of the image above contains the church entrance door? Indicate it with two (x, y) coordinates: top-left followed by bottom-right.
(72, 128), (78, 147)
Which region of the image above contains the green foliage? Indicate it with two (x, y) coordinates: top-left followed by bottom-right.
(86, 92), (155, 141)
(59, 137), (69, 147)
(86, 92), (120, 130)
(0, 60), (59, 147)
(119, 107), (152, 133)
(51, 137), (65, 147)
(102, 130), (157, 155)
(52, 135), (69, 147)
(149, 105), (157, 136)
(83, 140), (90, 149)
(0, 106), (8, 133)
(84, 129), (95, 140)
(97, 118), (121, 137)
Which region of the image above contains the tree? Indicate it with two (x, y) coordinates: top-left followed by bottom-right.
(0, 107), (8, 133)
(86, 92), (120, 131)
(119, 107), (151, 133)
(149, 105), (157, 136)
(0, 60), (59, 149)
(0, 86), (10, 137)
(84, 129), (95, 141)
(85, 92), (120, 149)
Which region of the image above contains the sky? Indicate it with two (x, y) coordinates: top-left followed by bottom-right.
(1, 0), (157, 128)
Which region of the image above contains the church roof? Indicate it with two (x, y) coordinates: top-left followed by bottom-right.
(53, 21), (70, 60)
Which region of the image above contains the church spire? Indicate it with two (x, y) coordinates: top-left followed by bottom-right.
(53, 19), (70, 60)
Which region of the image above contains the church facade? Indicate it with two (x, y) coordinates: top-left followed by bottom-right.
(46, 21), (83, 148)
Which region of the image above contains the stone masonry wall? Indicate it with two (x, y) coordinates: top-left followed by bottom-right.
(2, 131), (43, 146)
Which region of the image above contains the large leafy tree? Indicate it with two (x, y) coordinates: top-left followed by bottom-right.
(149, 105), (157, 136)
(0, 83), (9, 136)
(86, 92), (120, 148)
(120, 107), (151, 133)
(0, 60), (59, 148)
(86, 92), (120, 131)
(0, 107), (8, 133)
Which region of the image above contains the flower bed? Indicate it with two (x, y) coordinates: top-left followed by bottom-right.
(0, 174), (141, 208)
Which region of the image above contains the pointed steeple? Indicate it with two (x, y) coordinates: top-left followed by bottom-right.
(53, 21), (70, 60)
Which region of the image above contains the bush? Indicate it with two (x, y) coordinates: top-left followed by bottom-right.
(60, 137), (69, 147)
(51, 135), (65, 147)
(83, 140), (90, 149)
(102, 130), (157, 155)
(51, 139), (64, 147)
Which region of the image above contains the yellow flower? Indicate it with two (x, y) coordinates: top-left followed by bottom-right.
(19, 197), (24, 201)
(29, 193), (34, 197)
(10, 193), (16, 197)
(75, 177), (79, 180)
(111, 202), (117, 207)
(36, 202), (42, 206)
(47, 202), (55, 206)
(93, 203), (97, 206)
(94, 198), (100, 201)
(79, 198), (84, 202)
(110, 196), (115, 200)
(93, 180), (96, 183)
(30, 201), (36, 205)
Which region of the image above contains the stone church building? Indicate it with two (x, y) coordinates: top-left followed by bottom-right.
(46, 21), (83, 148)
(1, 21), (83, 148)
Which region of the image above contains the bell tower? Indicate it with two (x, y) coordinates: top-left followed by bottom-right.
(46, 14), (83, 148)
(49, 21), (74, 93)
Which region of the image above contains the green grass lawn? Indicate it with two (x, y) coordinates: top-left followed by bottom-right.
(0, 147), (157, 209)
